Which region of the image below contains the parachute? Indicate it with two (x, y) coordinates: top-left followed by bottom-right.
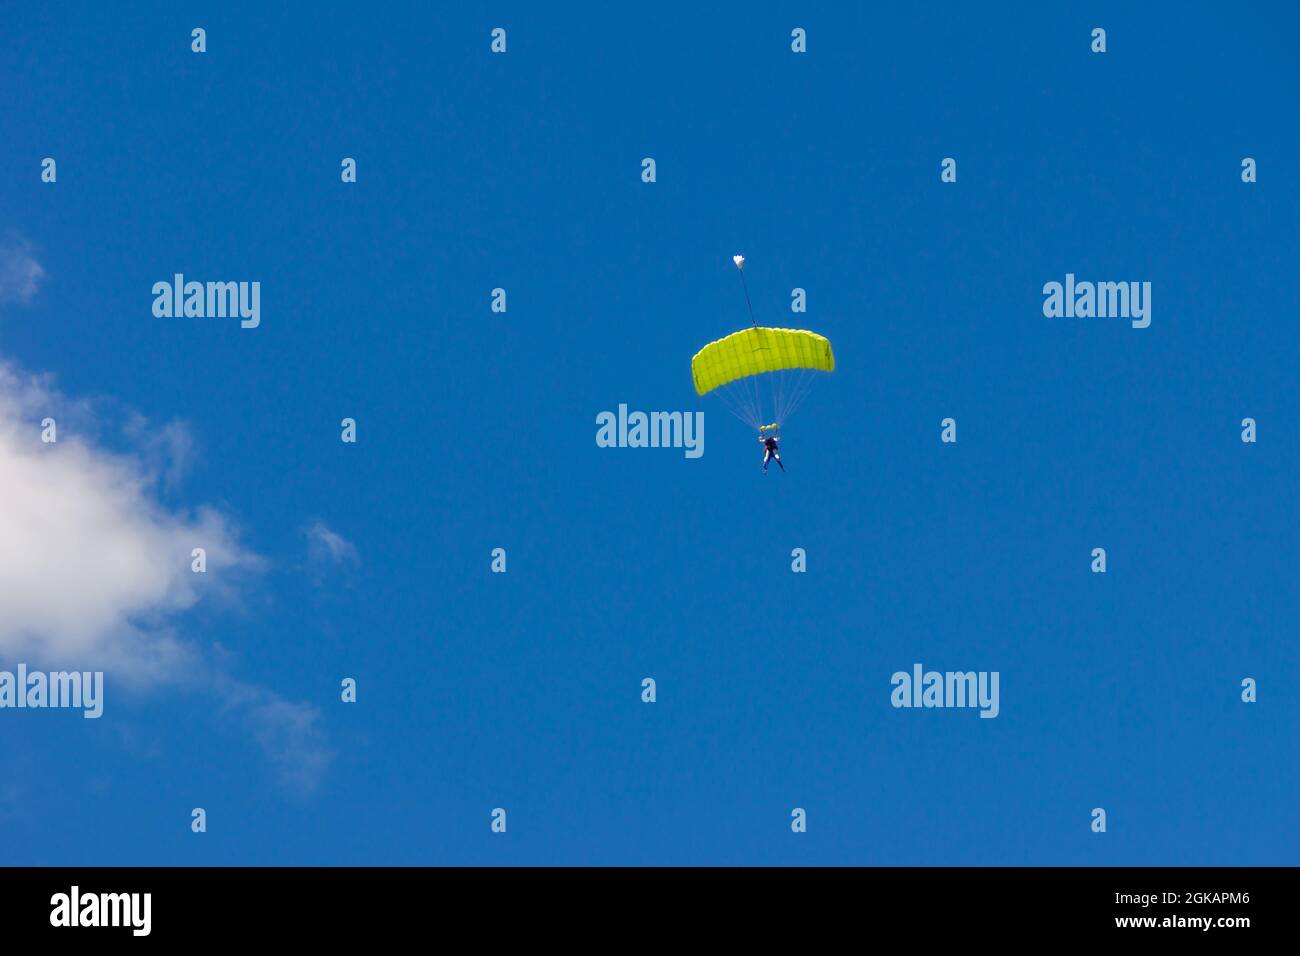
(692, 327), (835, 432)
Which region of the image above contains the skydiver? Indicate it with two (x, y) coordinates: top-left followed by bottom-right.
(759, 432), (784, 474)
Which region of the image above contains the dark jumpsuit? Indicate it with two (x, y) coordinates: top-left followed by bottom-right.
(762, 436), (784, 472)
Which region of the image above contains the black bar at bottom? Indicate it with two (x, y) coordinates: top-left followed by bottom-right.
(0, 866), (1284, 942)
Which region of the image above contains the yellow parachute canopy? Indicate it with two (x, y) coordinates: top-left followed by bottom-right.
(691, 327), (835, 396)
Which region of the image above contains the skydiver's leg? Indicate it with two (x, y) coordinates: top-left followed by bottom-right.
(775, 453), (784, 472)
(763, 450), (772, 473)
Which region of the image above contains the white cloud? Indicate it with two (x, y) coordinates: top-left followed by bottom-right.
(0, 236), (46, 305)
(123, 413), (196, 491)
(215, 677), (334, 794)
(305, 520), (359, 568)
(0, 359), (331, 789)
(0, 361), (260, 683)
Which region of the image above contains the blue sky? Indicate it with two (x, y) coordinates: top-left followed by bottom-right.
(1, 3), (1297, 865)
